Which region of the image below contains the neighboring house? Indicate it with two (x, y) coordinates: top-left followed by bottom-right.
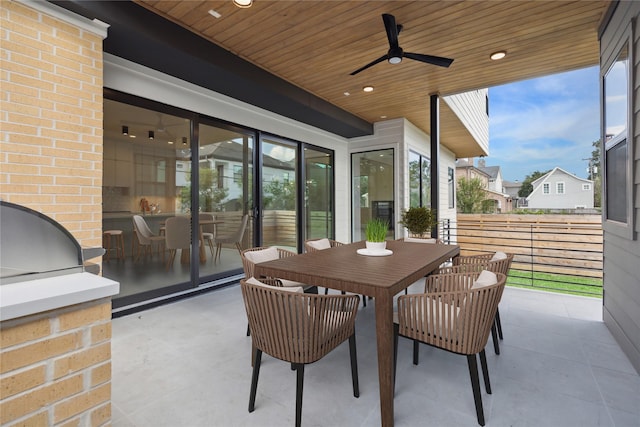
(525, 167), (594, 209)
(502, 180), (525, 208)
(456, 158), (513, 212)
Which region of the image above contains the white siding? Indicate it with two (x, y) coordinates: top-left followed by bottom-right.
(444, 89), (489, 155)
(526, 169), (594, 209)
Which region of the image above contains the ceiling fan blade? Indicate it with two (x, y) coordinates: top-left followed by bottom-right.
(382, 13), (399, 48)
(350, 54), (388, 75)
(404, 52), (454, 68)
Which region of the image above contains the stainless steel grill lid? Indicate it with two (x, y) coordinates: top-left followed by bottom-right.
(1, 201), (85, 284)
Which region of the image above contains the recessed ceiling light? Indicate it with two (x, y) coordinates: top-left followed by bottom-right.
(208, 9), (222, 18)
(490, 51), (507, 60)
(380, 115), (387, 119)
(363, 86), (374, 92)
(344, 92), (350, 96)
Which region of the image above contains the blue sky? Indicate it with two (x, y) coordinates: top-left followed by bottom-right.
(484, 66), (600, 182)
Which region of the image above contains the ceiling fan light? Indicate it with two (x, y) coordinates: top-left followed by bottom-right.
(233, 0), (253, 8)
(122, 125), (128, 135)
(388, 56), (402, 64)
(490, 50), (507, 60)
(148, 130), (154, 140)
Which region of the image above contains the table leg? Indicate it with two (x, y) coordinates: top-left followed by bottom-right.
(375, 292), (395, 427)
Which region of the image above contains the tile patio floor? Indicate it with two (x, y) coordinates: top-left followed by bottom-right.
(111, 280), (640, 427)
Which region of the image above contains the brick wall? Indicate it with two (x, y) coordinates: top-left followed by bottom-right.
(0, 2), (113, 426)
(0, 300), (113, 426)
(0, 0), (105, 248)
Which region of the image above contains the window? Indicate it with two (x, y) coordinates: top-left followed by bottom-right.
(233, 165), (242, 184)
(408, 151), (430, 208)
(603, 38), (630, 227)
(448, 167), (455, 208)
(582, 183), (591, 191)
(216, 164), (224, 189)
(543, 183), (550, 194)
(556, 182), (565, 194)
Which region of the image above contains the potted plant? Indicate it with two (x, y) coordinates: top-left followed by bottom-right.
(398, 206), (438, 239)
(365, 218), (389, 252)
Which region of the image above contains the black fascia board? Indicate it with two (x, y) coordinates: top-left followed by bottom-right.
(50, 1), (373, 138)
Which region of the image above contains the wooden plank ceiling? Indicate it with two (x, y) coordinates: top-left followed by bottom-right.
(134, 0), (611, 158)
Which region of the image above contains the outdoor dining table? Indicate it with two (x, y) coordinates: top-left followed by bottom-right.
(253, 239), (460, 427)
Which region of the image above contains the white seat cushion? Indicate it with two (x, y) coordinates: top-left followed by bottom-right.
(244, 246), (279, 264)
(472, 270), (498, 289)
(246, 276), (303, 293)
(404, 237), (437, 244)
(307, 238), (331, 250)
(491, 251), (508, 261)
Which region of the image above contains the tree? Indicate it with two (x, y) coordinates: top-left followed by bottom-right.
(518, 170), (550, 198)
(179, 167), (228, 212)
(456, 177), (487, 213)
(588, 139), (602, 208)
(263, 179), (296, 210)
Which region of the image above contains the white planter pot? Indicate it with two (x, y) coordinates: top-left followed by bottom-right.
(365, 241), (387, 252)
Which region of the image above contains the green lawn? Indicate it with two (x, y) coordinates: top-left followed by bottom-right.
(507, 269), (603, 298)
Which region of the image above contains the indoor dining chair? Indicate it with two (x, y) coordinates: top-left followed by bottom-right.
(393, 270), (506, 426)
(132, 214), (165, 262)
(214, 213), (248, 261)
(164, 216), (191, 270)
(198, 212), (216, 258)
(240, 278), (360, 427)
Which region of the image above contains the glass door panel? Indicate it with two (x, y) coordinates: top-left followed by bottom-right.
(103, 98), (193, 307)
(198, 122), (254, 281)
(261, 137), (297, 250)
(351, 149), (394, 241)
(304, 147), (333, 240)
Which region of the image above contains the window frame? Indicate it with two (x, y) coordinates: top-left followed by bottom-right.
(556, 182), (565, 195)
(601, 21), (635, 240)
(543, 183), (550, 195)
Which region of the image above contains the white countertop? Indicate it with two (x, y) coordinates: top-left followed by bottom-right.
(0, 272), (120, 321)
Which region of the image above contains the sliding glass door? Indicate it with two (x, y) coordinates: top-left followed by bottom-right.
(260, 137), (297, 250)
(304, 147), (334, 240)
(197, 120), (254, 283)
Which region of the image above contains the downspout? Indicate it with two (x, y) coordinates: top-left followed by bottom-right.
(430, 94), (440, 239)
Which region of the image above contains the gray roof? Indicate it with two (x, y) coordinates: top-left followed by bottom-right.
(478, 165), (500, 179)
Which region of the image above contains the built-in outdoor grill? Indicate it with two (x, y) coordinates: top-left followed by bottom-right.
(0, 201), (104, 284)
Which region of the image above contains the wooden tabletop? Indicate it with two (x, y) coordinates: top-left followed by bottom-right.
(255, 239), (459, 298)
(254, 239), (460, 427)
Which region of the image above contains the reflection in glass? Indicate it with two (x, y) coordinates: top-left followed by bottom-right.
(103, 99), (193, 304)
(352, 149), (394, 241)
(409, 151), (431, 208)
(198, 123), (254, 266)
(603, 42), (629, 225)
(262, 138), (297, 249)
(604, 43), (628, 140)
(304, 148), (334, 240)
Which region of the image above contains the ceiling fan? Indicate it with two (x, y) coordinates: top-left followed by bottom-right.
(350, 13), (454, 76)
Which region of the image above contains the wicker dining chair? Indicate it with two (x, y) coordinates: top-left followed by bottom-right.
(240, 278), (360, 427)
(393, 271), (507, 426)
(241, 246), (317, 293)
(430, 252), (514, 355)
